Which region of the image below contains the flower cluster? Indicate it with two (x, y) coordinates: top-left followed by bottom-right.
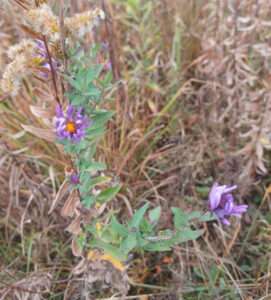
(0, 39), (57, 95)
(0, 54), (28, 96)
(26, 4), (105, 41)
(7, 39), (36, 60)
(65, 8), (105, 38)
(55, 105), (90, 143)
(1, 5), (105, 96)
(1, 39), (38, 95)
(26, 4), (59, 41)
(208, 182), (248, 225)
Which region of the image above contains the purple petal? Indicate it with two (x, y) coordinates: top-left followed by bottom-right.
(224, 185), (237, 194)
(224, 199), (234, 214)
(66, 105), (74, 118)
(56, 105), (64, 118)
(221, 193), (234, 203)
(208, 183), (226, 210)
(221, 218), (231, 226)
(214, 208), (226, 219)
(207, 182), (248, 226)
(231, 204), (248, 214)
(35, 39), (45, 50)
(41, 62), (50, 70)
(70, 173), (80, 184)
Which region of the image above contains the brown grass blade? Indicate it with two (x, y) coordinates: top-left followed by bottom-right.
(48, 179), (69, 214)
(21, 124), (55, 143)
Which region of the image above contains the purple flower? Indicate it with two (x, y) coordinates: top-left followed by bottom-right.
(34, 39), (59, 75)
(70, 172), (80, 185)
(208, 182), (248, 226)
(55, 104), (90, 143)
(103, 61), (112, 71)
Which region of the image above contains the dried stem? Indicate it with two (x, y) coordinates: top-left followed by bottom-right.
(0, 278), (43, 296)
(100, 0), (126, 115)
(59, 0), (67, 72)
(42, 36), (61, 105)
(13, 0), (28, 10)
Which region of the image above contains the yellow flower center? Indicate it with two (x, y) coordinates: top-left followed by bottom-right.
(66, 121), (76, 134)
(31, 57), (44, 66)
(50, 21), (60, 33)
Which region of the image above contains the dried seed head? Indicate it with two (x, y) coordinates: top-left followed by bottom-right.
(7, 39), (36, 60)
(1, 38), (59, 96)
(0, 54), (28, 96)
(26, 4), (60, 41)
(64, 8), (105, 38)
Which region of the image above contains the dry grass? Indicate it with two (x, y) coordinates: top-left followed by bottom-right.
(0, 0), (271, 299)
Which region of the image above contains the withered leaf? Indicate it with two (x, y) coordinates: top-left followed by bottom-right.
(71, 237), (83, 257)
(73, 258), (87, 275)
(61, 190), (80, 217)
(66, 215), (82, 235)
(30, 105), (54, 120)
(21, 124), (55, 143)
(48, 179), (69, 214)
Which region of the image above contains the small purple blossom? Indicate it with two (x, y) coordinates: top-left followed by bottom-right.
(208, 182), (248, 226)
(70, 172), (80, 185)
(34, 39), (59, 76)
(55, 104), (90, 143)
(103, 61), (112, 71)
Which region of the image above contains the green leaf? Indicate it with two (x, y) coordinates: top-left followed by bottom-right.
(64, 140), (89, 154)
(82, 142), (97, 160)
(136, 235), (149, 248)
(86, 126), (105, 139)
(101, 71), (113, 87)
(198, 212), (217, 222)
(96, 185), (121, 204)
(110, 216), (129, 238)
(90, 111), (115, 128)
(66, 91), (86, 106)
(100, 228), (116, 244)
(187, 211), (202, 220)
(171, 207), (189, 227)
(196, 186), (210, 197)
(149, 206), (161, 223)
(76, 234), (86, 249)
(129, 203), (149, 229)
(120, 233), (137, 255)
(71, 94), (87, 106)
(80, 161), (106, 173)
(87, 64), (104, 82)
(85, 86), (101, 98)
(140, 218), (153, 234)
(143, 240), (172, 252)
(66, 77), (82, 91)
(82, 195), (96, 208)
(79, 175), (111, 195)
(174, 229), (204, 243)
(125, 0), (140, 13)
(144, 228), (203, 251)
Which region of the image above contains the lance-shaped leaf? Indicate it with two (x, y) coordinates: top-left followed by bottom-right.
(96, 185), (121, 204)
(49, 179), (69, 214)
(21, 124), (55, 143)
(129, 203), (149, 229)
